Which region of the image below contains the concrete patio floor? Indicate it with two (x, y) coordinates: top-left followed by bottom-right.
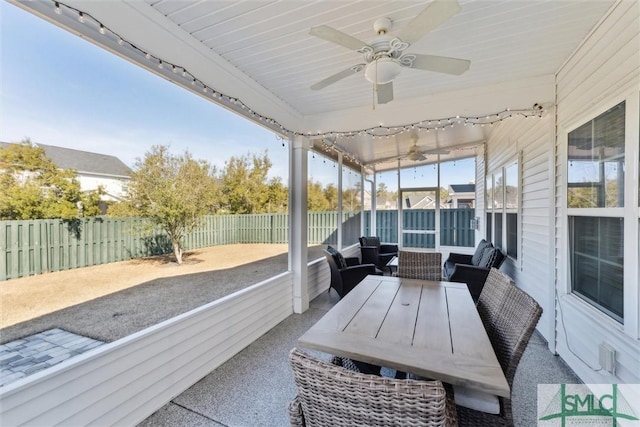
(139, 290), (580, 427)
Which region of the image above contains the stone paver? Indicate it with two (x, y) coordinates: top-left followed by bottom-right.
(0, 328), (104, 387)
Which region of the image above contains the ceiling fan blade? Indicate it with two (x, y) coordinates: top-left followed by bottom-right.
(311, 65), (364, 90)
(407, 53), (470, 75)
(376, 82), (394, 104)
(399, 0), (462, 45)
(309, 25), (369, 51)
(424, 148), (451, 155)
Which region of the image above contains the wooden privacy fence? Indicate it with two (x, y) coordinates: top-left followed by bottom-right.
(364, 208), (476, 248)
(0, 209), (474, 281)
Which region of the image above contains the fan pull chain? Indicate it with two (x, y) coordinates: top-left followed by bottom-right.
(373, 83), (376, 110)
(372, 58), (378, 110)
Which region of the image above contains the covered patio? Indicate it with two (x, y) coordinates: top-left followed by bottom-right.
(1, 0), (638, 425)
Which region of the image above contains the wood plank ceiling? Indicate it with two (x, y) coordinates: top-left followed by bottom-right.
(12, 0), (616, 170)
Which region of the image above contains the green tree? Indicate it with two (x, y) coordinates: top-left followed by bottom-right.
(440, 187), (450, 205)
(0, 139), (102, 220)
(323, 183), (339, 210)
(220, 151), (279, 214)
(265, 177), (288, 213)
(308, 180), (330, 211)
(111, 145), (220, 264)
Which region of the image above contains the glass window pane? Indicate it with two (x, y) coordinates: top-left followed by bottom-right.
(400, 164), (437, 187)
(486, 175), (493, 211)
(494, 212), (503, 249)
(507, 213), (517, 258)
(505, 162), (518, 259)
(308, 153), (338, 259)
(342, 166), (361, 247)
(494, 171), (504, 210)
(570, 216), (624, 322)
(486, 213), (493, 242)
(568, 102), (625, 208)
(375, 170), (398, 243)
(505, 163), (518, 209)
(440, 158), (476, 247)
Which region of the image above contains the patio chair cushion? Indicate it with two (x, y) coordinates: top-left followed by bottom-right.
(326, 245), (347, 269)
(359, 236), (381, 250)
(452, 385), (500, 415)
(471, 239), (493, 266)
(478, 247), (504, 269)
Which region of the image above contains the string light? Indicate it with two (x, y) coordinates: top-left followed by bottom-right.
(49, 0), (547, 169)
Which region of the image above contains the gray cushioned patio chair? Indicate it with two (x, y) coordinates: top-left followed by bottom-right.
(289, 348), (458, 427)
(452, 268), (542, 427)
(443, 239), (505, 302)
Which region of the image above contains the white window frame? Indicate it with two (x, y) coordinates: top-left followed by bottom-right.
(486, 155), (521, 263)
(560, 91), (639, 339)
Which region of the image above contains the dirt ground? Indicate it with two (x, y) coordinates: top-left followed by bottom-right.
(0, 244), (325, 344)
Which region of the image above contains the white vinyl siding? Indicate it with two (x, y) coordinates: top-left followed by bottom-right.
(0, 273), (294, 425)
(484, 113), (555, 346)
(555, 0), (639, 385)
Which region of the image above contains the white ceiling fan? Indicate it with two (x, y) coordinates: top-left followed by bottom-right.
(405, 135), (450, 161)
(309, 0), (470, 104)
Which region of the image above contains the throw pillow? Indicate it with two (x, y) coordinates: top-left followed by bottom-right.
(471, 239), (492, 266)
(479, 247), (500, 269)
(327, 246), (347, 269)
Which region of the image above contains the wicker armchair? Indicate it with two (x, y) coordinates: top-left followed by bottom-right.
(397, 250), (442, 280)
(452, 268), (542, 427)
(289, 348), (458, 427)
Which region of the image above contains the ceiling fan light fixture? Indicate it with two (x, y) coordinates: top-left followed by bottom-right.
(365, 57), (401, 85)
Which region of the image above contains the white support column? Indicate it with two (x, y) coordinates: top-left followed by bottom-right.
(290, 135), (310, 314)
(371, 172), (377, 235)
(337, 153), (343, 249)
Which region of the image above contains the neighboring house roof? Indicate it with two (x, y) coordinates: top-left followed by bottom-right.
(449, 184), (475, 194)
(0, 142), (131, 178)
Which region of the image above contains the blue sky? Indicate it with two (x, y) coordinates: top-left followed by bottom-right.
(0, 2), (474, 190)
(0, 1), (288, 177)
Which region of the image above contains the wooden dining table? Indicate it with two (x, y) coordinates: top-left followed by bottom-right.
(298, 274), (510, 398)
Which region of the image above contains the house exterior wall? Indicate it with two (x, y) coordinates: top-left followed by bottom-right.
(554, 0), (640, 385)
(77, 173), (129, 201)
(484, 113), (556, 347)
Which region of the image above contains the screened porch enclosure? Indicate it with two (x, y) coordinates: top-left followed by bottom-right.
(1, 0), (638, 426)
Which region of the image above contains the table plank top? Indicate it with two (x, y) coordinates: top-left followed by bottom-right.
(298, 275), (510, 398)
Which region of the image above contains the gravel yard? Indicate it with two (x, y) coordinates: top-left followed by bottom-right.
(1, 244), (325, 343)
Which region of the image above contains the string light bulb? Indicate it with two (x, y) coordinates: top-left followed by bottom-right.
(54, 2), (61, 14)
(78, 12), (84, 23)
(99, 24), (105, 34)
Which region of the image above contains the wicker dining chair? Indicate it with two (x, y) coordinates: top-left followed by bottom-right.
(397, 250), (443, 280)
(289, 348), (458, 427)
(452, 268), (542, 427)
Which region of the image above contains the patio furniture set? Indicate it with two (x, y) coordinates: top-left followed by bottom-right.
(293, 238), (540, 426)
